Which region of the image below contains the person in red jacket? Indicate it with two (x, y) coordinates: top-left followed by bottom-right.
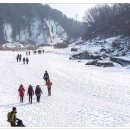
(46, 79), (52, 96)
(18, 84), (25, 103)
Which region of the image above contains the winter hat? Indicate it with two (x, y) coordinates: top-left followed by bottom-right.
(20, 84), (23, 87)
(12, 107), (16, 111)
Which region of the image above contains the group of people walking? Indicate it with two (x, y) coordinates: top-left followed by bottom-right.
(16, 54), (22, 62)
(16, 54), (29, 64)
(18, 71), (52, 104)
(26, 51), (30, 56)
(22, 57), (29, 64)
(18, 84), (43, 104)
(43, 71), (52, 96)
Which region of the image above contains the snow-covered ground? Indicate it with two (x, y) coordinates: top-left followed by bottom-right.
(1, 46), (130, 127)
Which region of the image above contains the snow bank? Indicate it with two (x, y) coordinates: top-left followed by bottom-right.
(2, 42), (25, 49)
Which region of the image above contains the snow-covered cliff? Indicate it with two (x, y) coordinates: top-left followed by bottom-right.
(3, 18), (67, 45)
(0, 3), (85, 45)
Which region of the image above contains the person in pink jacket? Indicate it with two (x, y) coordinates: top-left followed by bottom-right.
(18, 84), (25, 103)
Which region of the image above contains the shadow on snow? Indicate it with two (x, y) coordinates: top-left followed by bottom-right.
(0, 102), (30, 108)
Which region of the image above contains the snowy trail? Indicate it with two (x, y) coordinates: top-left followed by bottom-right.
(1, 49), (130, 127)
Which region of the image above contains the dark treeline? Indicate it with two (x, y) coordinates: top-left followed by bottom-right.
(51, 8), (85, 38)
(83, 3), (130, 39)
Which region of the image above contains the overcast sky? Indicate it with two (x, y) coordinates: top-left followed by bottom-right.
(48, 4), (96, 21)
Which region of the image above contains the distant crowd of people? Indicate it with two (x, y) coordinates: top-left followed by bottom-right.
(33, 50), (44, 54)
(16, 53), (29, 64)
(16, 54), (22, 62)
(26, 51), (30, 56)
(16, 50), (45, 65)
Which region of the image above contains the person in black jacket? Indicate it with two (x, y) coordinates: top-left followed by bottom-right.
(19, 54), (22, 62)
(27, 85), (34, 104)
(35, 85), (43, 103)
(16, 119), (25, 127)
(23, 57), (25, 64)
(26, 57), (29, 64)
(16, 54), (19, 62)
(43, 71), (49, 83)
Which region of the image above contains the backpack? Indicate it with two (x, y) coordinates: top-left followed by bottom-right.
(7, 112), (13, 122)
(35, 87), (40, 94)
(44, 73), (49, 79)
(28, 86), (33, 94)
(16, 120), (25, 127)
(46, 81), (52, 88)
(7, 112), (16, 123)
(35, 87), (42, 96)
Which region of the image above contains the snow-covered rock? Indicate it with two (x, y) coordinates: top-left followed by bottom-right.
(69, 36), (130, 67)
(2, 42), (25, 49)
